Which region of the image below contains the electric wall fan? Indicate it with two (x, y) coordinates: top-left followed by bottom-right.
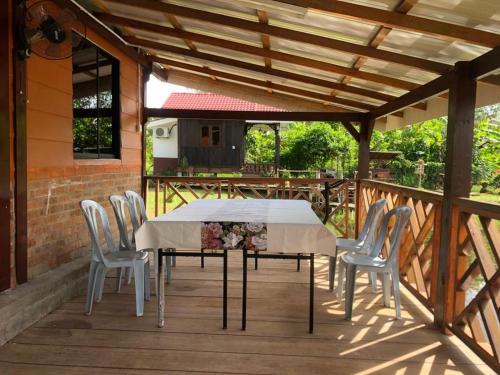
(20, 0), (86, 59)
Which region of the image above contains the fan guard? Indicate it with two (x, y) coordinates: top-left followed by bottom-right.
(24, 0), (86, 60)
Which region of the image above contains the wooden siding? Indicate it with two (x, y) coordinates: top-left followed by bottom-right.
(178, 119), (245, 169)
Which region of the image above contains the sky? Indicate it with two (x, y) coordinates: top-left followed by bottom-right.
(146, 75), (193, 108)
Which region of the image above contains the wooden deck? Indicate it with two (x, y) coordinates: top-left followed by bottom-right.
(0, 254), (493, 374)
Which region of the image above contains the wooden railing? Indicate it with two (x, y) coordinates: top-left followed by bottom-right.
(143, 176), (353, 238)
(357, 180), (442, 311)
(447, 197), (500, 370)
(357, 179), (500, 371)
(241, 163), (275, 176)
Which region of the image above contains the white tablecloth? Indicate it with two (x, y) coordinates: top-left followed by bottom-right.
(135, 199), (336, 255)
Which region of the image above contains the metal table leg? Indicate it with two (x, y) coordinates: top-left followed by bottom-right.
(309, 253), (315, 334)
(157, 249), (165, 328)
(223, 249), (228, 329)
(242, 249), (248, 330)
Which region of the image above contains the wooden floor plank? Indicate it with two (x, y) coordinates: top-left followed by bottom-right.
(0, 254), (492, 374)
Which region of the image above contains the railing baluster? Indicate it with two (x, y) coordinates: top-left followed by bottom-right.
(155, 179), (160, 217)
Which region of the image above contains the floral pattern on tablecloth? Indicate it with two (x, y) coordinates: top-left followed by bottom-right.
(201, 222), (267, 251)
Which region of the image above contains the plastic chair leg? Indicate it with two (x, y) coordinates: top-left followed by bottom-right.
(95, 265), (107, 303)
(133, 262), (145, 317)
(172, 249), (176, 267)
(382, 273), (391, 307)
(369, 272), (378, 292)
(85, 261), (99, 315)
(392, 270), (401, 319)
(126, 266), (133, 285)
(337, 260), (345, 302)
(345, 264), (357, 321)
(115, 268), (123, 292)
(144, 261), (151, 301)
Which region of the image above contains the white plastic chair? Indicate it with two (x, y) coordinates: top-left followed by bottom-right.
(337, 206), (412, 320)
(109, 194), (138, 289)
(80, 199), (150, 316)
(328, 198), (386, 291)
(124, 190), (173, 288)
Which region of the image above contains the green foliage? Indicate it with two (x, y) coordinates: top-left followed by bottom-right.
(243, 106), (499, 190)
(145, 129), (153, 175)
(245, 128), (275, 163)
(280, 122), (357, 175)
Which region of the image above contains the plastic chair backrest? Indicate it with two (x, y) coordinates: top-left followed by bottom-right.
(109, 195), (134, 250)
(358, 198), (386, 242)
(80, 200), (115, 264)
(124, 190), (148, 232)
(368, 206), (412, 267)
(359, 199), (387, 254)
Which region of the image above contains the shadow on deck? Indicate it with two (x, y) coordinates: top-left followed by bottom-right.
(0, 254), (492, 374)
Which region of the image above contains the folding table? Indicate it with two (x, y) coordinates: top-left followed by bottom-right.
(134, 199), (336, 332)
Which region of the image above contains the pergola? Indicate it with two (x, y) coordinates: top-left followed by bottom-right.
(2, 0), (499, 372)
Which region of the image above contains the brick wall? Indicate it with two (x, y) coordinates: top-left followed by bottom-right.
(27, 165), (140, 278)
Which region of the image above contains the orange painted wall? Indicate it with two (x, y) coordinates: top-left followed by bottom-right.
(25, 28), (143, 278)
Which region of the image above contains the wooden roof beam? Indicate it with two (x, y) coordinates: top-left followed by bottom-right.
(274, 0), (500, 48)
(102, 0), (451, 74)
(145, 108), (368, 122)
(153, 57), (375, 111)
(97, 13), (421, 91)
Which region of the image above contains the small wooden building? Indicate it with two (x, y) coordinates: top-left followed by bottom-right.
(152, 93), (285, 173)
(178, 119), (246, 171)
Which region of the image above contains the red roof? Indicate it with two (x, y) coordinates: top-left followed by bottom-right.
(162, 93), (286, 112)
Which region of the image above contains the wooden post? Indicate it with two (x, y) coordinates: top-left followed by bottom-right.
(140, 63), (152, 198)
(274, 124), (280, 175)
(357, 118), (373, 179)
(0, 0), (13, 291)
(435, 61), (477, 330)
(14, 0), (27, 285)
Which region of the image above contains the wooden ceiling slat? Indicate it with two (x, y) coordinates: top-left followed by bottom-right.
(98, 13), (421, 91)
(274, 0), (500, 48)
(154, 56), (375, 111)
(256, 10), (272, 70)
(103, 0), (452, 74)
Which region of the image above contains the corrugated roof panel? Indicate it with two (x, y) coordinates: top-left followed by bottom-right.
(177, 17), (263, 45)
(379, 29), (491, 65)
(101, 1), (169, 25)
(408, 0), (500, 34)
(268, 9), (376, 45)
(270, 38), (358, 66)
(360, 58), (439, 85)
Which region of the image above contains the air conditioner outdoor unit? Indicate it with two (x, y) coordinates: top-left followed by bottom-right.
(155, 127), (169, 138)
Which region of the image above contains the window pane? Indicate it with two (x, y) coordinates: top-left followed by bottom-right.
(73, 117), (98, 156)
(201, 126), (209, 146)
(98, 117), (113, 155)
(72, 34), (120, 159)
(98, 52), (113, 109)
(212, 126), (220, 146)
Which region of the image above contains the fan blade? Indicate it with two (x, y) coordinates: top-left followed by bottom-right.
(28, 30), (46, 43)
(57, 8), (76, 25)
(44, 42), (61, 58)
